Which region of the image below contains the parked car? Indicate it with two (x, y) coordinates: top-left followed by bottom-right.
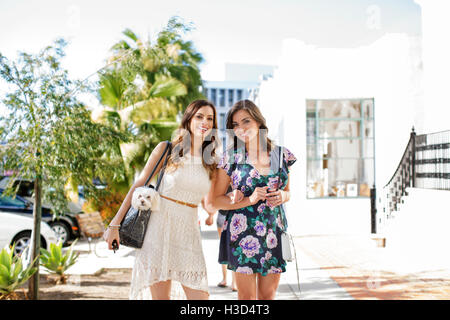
(0, 210), (58, 256)
(0, 183), (81, 246)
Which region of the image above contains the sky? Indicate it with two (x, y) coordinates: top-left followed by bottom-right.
(0, 0), (421, 88)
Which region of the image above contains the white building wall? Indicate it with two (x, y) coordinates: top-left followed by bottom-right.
(415, 0), (450, 133)
(257, 34), (423, 236)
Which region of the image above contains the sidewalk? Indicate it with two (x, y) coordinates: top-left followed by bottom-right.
(66, 224), (352, 300)
(200, 223), (352, 300)
(65, 224), (450, 299)
(291, 234), (450, 299)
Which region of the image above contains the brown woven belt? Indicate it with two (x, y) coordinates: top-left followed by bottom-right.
(160, 194), (198, 208)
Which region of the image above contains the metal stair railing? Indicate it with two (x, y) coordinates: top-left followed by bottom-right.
(377, 127), (450, 233)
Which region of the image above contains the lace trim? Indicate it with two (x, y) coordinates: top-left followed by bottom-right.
(129, 265), (209, 300)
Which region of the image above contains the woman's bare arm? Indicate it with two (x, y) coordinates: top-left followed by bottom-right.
(205, 172), (244, 212)
(209, 168), (267, 211)
(108, 141), (169, 226)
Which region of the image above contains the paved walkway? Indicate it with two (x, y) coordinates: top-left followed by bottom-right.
(292, 234), (450, 300)
(200, 223), (352, 300)
(66, 223), (352, 300)
(67, 227), (450, 299)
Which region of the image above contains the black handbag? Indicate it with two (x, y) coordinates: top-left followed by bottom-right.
(119, 141), (172, 248)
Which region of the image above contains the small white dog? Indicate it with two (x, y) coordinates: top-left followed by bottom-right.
(131, 186), (161, 212)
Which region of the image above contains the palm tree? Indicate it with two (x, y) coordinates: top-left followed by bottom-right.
(155, 17), (205, 111)
(93, 17), (204, 190)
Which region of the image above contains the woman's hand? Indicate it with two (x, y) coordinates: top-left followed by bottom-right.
(103, 227), (120, 250)
(265, 189), (287, 207)
(226, 189), (244, 204)
(249, 186), (269, 205)
(205, 215), (214, 226)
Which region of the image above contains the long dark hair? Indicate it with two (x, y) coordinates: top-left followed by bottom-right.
(166, 99), (219, 179)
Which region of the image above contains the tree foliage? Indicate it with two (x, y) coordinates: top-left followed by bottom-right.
(0, 38), (129, 215)
(94, 16), (204, 188)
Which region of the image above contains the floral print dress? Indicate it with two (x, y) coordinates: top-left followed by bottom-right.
(217, 145), (297, 276)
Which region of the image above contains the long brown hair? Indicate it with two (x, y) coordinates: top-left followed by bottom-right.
(226, 99), (275, 154)
(165, 99), (219, 179)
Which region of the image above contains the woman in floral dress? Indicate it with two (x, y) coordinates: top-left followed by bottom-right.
(210, 100), (297, 300)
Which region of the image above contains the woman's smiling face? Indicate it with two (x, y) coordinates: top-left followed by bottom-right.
(189, 105), (214, 139)
(231, 109), (260, 143)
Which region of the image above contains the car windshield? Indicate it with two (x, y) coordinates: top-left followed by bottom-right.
(0, 194), (26, 208)
(17, 181), (35, 197)
(0, 178), (35, 197)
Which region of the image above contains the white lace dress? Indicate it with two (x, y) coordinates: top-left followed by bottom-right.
(129, 154), (212, 300)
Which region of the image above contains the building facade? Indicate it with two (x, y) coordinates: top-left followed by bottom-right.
(255, 33), (423, 236)
(202, 80), (257, 149)
(202, 63), (274, 150)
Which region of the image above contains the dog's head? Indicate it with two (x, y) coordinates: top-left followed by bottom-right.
(131, 187), (160, 211)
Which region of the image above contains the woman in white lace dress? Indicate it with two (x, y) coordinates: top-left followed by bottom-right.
(104, 99), (221, 300)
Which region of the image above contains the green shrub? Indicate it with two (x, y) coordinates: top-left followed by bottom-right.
(40, 239), (79, 284)
(0, 244), (37, 300)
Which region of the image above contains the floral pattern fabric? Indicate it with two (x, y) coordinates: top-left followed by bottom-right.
(217, 145), (297, 276)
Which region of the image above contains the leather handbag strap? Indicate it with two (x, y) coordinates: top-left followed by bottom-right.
(276, 146), (301, 292)
(143, 141), (171, 189)
(154, 141), (172, 191)
(276, 145), (289, 232)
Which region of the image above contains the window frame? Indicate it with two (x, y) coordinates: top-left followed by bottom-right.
(306, 98), (375, 199)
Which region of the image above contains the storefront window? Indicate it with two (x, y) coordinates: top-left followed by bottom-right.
(306, 99), (375, 199)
